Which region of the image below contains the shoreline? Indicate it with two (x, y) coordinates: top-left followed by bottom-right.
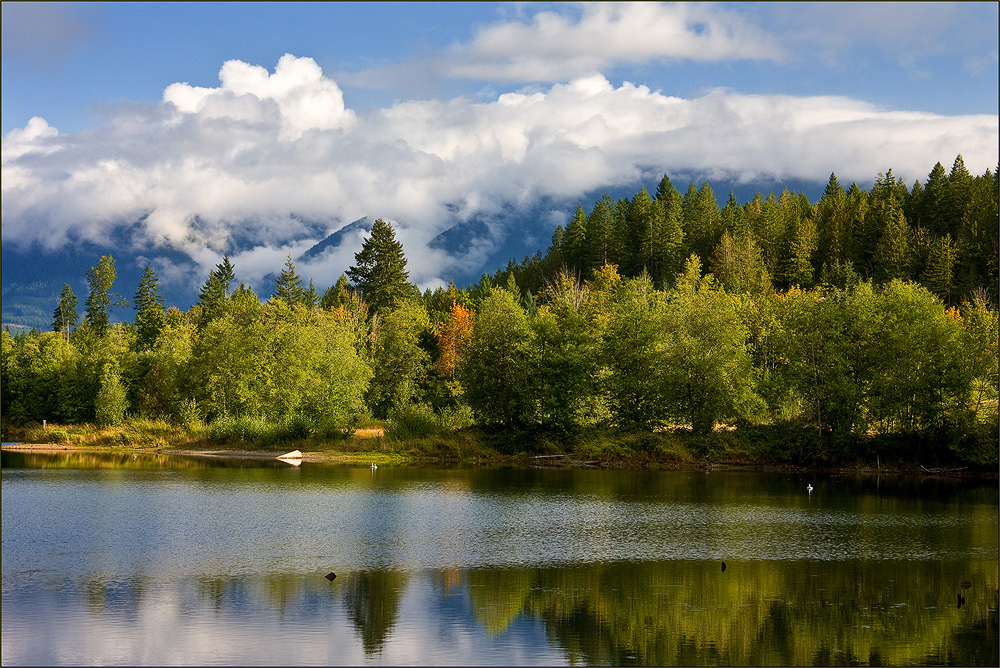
(3, 442), (992, 478)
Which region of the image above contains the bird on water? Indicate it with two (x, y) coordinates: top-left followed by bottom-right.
(807, 484), (813, 493)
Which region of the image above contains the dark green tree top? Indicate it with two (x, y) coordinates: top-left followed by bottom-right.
(133, 265), (165, 349)
(52, 283), (79, 339)
(197, 255), (237, 326)
(347, 218), (412, 314)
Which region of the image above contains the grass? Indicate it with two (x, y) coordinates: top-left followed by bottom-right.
(4, 415), (996, 474)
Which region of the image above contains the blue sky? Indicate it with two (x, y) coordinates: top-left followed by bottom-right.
(2, 1), (998, 291)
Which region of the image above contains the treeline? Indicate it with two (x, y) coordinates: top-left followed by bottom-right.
(2, 158), (997, 464)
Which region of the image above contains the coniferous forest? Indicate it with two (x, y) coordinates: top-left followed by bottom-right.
(2, 157), (998, 466)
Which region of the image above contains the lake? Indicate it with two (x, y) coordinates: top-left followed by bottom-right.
(2, 449), (997, 666)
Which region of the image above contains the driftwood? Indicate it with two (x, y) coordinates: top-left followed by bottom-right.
(920, 465), (966, 474)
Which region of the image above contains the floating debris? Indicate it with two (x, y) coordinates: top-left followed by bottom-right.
(325, 572), (337, 581)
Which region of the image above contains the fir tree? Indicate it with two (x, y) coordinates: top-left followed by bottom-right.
(563, 204), (588, 274)
(346, 218), (412, 314)
(133, 265), (165, 349)
(921, 234), (957, 302)
(273, 255), (304, 305)
(303, 279), (320, 309)
(197, 255), (237, 326)
(921, 162), (950, 238)
(52, 284), (79, 341)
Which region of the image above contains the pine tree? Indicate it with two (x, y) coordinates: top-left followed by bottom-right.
(921, 162), (950, 238)
(346, 218), (412, 314)
(302, 279), (320, 309)
(84, 255), (124, 336)
(719, 191), (747, 241)
(875, 207), (915, 281)
(133, 265), (165, 349)
(52, 284), (79, 341)
(215, 255), (236, 298)
(563, 204), (588, 274)
(197, 255), (237, 326)
(921, 234), (957, 303)
(584, 195), (614, 273)
(273, 255), (304, 305)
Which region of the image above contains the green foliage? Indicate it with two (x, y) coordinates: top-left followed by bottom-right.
(52, 283), (79, 339)
(347, 218), (413, 314)
(133, 265), (165, 350)
(273, 255), (304, 305)
(461, 289), (535, 429)
(366, 300), (432, 419)
(83, 255), (125, 335)
(322, 273), (353, 310)
(662, 256), (764, 434)
(95, 365), (128, 427)
(4, 157), (997, 469)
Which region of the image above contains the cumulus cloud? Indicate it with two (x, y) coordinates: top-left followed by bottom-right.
(348, 2), (785, 89)
(447, 2), (785, 81)
(2, 54), (997, 293)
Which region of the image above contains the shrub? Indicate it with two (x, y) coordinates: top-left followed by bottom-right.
(387, 403), (438, 440)
(95, 367), (128, 427)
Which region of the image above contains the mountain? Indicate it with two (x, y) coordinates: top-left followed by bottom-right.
(1, 178), (827, 329)
(298, 217), (373, 262)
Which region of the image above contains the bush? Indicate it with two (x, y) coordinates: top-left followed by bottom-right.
(387, 403), (438, 440)
(95, 368), (128, 427)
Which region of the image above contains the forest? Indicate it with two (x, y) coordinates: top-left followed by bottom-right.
(2, 156), (997, 465)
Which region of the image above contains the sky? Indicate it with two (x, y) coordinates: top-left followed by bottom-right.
(2, 1), (998, 294)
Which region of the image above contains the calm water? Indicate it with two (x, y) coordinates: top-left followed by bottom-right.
(2, 450), (997, 666)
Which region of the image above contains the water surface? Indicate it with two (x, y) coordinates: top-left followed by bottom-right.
(2, 450), (997, 665)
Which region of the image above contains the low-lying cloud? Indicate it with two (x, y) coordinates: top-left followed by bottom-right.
(3, 54), (997, 292)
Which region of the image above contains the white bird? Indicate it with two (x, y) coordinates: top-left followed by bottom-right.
(807, 484), (813, 493)
(371, 462), (377, 470)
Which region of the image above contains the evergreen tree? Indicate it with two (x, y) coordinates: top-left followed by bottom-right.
(197, 255), (237, 326)
(214, 255), (236, 298)
(273, 255), (304, 305)
(921, 234), (957, 302)
(133, 265), (165, 349)
(347, 218), (412, 314)
(875, 207), (915, 281)
(52, 284), (79, 341)
(921, 162), (950, 238)
(303, 279), (320, 309)
(656, 185), (685, 285)
(563, 204), (588, 273)
(84, 255), (124, 336)
(584, 195), (615, 272)
(947, 154), (974, 238)
(322, 274), (353, 310)
(719, 191), (748, 241)
(815, 175), (849, 271)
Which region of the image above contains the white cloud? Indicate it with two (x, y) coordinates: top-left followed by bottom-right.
(347, 2), (785, 89)
(2, 55), (997, 293)
(447, 2), (785, 81)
